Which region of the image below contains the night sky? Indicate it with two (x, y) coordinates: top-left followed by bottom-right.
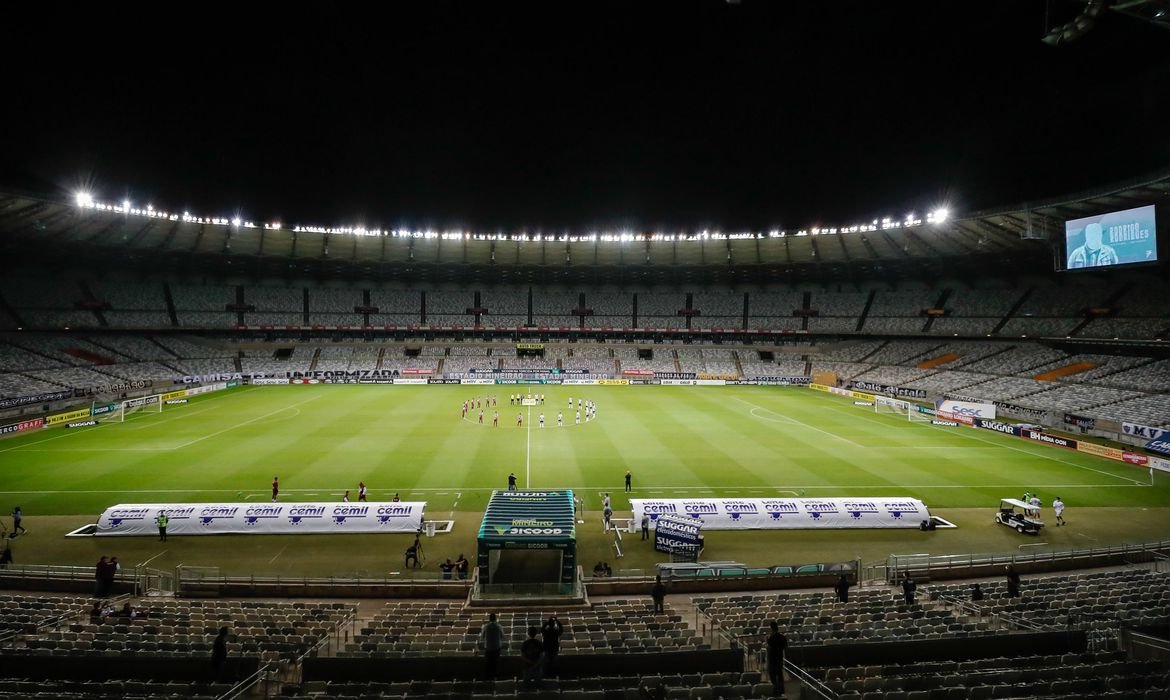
(2, 1), (1168, 232)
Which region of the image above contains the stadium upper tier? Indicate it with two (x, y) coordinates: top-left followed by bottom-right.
(1, 172), (1167, 280)
(0, 275), (1167, 340)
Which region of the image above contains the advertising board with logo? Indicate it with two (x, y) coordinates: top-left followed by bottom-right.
(654, 514), (703, 555)
(1023, 430), (1078, 449)
(630, 497), (927, 530)
(974, 418), (1022, 437)
(1123, 423), (1168, 441)
(95, 501), (426, 536)
(937, 400), (996, 420)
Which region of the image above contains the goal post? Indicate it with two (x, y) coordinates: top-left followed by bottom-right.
(874, 396), (932, 422)
(98, 394), (164, 423)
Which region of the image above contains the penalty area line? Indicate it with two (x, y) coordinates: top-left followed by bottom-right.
(733, 396), (863, 447)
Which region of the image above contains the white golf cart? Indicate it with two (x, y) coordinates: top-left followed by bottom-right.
(995, 498), (1044, 535)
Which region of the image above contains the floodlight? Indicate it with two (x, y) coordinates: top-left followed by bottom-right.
(75, 192), (94, 207)
(930, 207), (949, 223)
(122, 199), (131, 211)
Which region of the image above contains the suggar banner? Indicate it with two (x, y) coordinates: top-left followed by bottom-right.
(975, 418), (1022, 437)
(95, 501), (426, 536)
(654, 514), (702, 554)
(630, 497), (928, 530)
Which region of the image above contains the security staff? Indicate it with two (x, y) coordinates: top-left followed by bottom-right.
(156, 512), (169, 542)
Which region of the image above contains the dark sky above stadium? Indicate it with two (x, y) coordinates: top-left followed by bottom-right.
(2, 1), (1169, 232)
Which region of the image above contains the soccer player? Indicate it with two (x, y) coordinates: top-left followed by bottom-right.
(358, 481), (368, 502)
(462, 402), (467, 418)
(539, 413), (545, 428)
(517, 413), (523, 427)
(568, 397), (573, 408)
(343, 490), (351, 503)
(271, 476), (279, 503)
(1053, 496), (1066, 525)
(577, 398), (582, 409)
(508, 473), (517, 491)
(557, 411), (563, 427)
(575, 410), (581, 424)
(493, 411), (499, 427)
(479, 410), (484, 425)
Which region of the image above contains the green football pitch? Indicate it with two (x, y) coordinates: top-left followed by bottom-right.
(1, 384), (1167, 577)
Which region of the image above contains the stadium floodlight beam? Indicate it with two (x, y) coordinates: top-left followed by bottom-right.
(929, 207), (950, 224)
(75, 191), (93, 208)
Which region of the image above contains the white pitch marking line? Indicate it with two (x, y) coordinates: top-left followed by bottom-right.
(735, 396), (863, 447)
(137, 550), (168, 568)
(806, 393), (1144, 485)
(166, 393), (324, 450)
(122, 387), (257, 431)
(269, 544), (289, 565)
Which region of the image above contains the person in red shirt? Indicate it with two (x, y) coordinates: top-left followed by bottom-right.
(271, 476), (279, 502)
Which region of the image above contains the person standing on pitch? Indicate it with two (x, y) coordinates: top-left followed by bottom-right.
(624, 471), (632, 492)
(358, 482), (368, 502)
(1053, 496), (1066, 525)
(641, 513), (650, 541)
(156, 511), (169, 542)
(508, 473), (517, 491)
(271, 477), (279, 503)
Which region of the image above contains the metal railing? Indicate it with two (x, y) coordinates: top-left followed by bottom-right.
(887, 539), (1170, 582)
(784, 659), (837, 700)
(216, 662), (275, 700)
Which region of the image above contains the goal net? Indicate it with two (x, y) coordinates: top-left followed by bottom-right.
(874, 396), (932, 422)
(98, 394), (164, 423)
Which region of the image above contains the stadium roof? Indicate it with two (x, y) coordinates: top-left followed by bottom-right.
(1, 171), (1167, 283)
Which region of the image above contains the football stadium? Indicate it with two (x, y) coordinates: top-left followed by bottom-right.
(2, 2), (1170, 699)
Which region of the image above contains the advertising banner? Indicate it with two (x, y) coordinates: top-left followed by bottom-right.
(393, 378), (428, 385)
(596, 379), (629, 386)
(808, 383), (830, 393)
(696, 379), (727, 386)
(937, 400), (996, 420)
(1144, 439), (1170, 457)
(1150, 456), (1170, 473)
(975, 418), (1022, 437)
(994, 401), (1049, 422)
(250, 378), (291, 386)
(1076, 441), (1125, 461)
(622, 369), (654, 376)
(1123, 423), (1168, 441)
(1023, 430), (1078, 449)
(427, 378), (461, 384)
(753, 377), (811, 386)
(187, 382), (229, 396)
(1063, 413), (1096, 431)
(461, 378), (496, 385)
(630, 497), (928, 530)
(72, 380), (152, 398)
(161, 390), (188, 401)
(654, 372), (698, 380)
(1122, 451), (1149, 466)
(660, 379), (697, 386)
(46, 408), (94, 426)
(0, 390), (74, 410)
(852, 381), (928, 399)
(91, 403), (118, 415)
(654, 514), (702, 555)
(95, 501), (426, 536)
(561, 379), (598, 386)
(0, 418), (45, 436)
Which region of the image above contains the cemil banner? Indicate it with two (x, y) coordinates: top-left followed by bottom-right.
(630, 497), (928, 530)
(96, 501), (426, 536)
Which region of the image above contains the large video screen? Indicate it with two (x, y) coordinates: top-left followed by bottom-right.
(1064, 204), (1158, 270)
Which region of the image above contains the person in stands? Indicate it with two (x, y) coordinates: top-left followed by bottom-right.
(766, 621), (788, 696)
(480, 613), (504, 679)
(835, 574), (851, 603)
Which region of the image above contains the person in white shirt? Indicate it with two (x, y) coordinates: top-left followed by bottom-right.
(539, 413), (545, 428)
(1052, 497), (1065, 526)
(557, 412), (563, 427)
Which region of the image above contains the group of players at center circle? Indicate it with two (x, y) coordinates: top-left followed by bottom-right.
(460, 395), (598, 428)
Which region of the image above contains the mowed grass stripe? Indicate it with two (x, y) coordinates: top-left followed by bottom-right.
(0, 384), (1166, 518)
